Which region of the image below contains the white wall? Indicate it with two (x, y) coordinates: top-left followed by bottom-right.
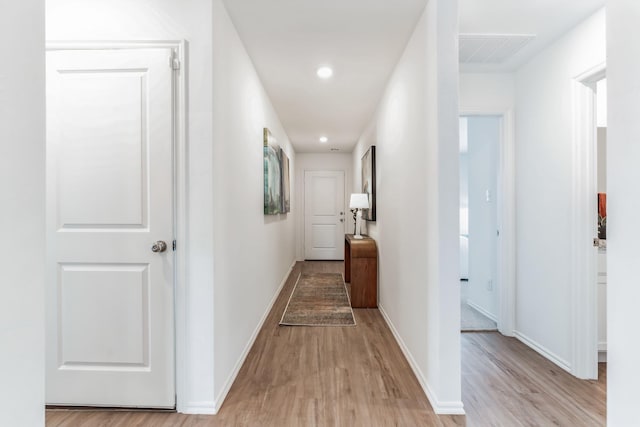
(459, 73), (515, 113)
(295, 153), (352, 260)
(0, 1), (45, 425)
(514, 8), (605, 368)
(607, 1), (640, 424)
(47, 0), (297, 413)
(211, 0), (296, 410)
(352, 122), (376, 237)
(352, 0), (462, 413)
(466, 116), (499, 319)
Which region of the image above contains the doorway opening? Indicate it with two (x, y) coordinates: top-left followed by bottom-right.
(571, 63), (606, 379)
(595, 78), (607, 367)
(460, 115), (500, 331)
(458, 110), (516, 336)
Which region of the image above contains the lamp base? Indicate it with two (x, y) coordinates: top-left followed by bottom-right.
(354, 210), (365, 240)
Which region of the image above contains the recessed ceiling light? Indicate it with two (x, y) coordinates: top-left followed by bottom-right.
(319, 136), (328, 143)
(316, 66), (333, 79)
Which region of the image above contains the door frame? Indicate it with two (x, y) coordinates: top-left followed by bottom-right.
(459, 109), (516, 336)
(45, 40), (188, 410)
(571, 62), (606, 379)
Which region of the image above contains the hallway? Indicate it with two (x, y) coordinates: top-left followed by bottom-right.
(47, 262), (605, 427)
(47, 261), (458, 426)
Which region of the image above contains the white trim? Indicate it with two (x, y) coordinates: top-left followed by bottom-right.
(466, 300), (498, 323)
(379, 305), (465, 415)
(172, 41), (189, 414)
(212, 260), (297, 413)
(180, 401), (217, 415)
(570, 62), (606, 379)
(46, 40), (189, 410)
(459, 109), (516, 337)
(514, 331), (572, 374)
(46, 40), (186, 51)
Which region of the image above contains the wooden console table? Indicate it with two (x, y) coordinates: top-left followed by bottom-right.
(344, 234), (378, 308)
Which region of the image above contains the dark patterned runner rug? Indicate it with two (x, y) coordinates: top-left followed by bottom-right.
(279, 273), (356, 326)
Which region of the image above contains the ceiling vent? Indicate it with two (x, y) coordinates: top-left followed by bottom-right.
(459, 34), (536, 64)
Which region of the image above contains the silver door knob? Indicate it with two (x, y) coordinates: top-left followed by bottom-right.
(340, 219), (344, 222)
(152, 241), (168, 253)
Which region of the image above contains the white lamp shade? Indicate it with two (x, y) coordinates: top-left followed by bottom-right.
(349, 193), (369, 209)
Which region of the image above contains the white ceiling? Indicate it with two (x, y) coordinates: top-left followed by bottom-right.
(222, 0), (427, 153)
(459, 0), (605, 72)
(222, 0), (605, 153)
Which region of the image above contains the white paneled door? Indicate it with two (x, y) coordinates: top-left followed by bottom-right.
(46, 48), (175, 408)
(304, 171), (345, 260)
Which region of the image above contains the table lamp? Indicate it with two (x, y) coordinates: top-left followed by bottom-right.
(349, 193), (369, 239)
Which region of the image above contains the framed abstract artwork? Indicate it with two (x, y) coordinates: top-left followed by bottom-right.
(263, 128), (291, 215)
(361, 145), (376, 221)
(280, 148), (291, 213)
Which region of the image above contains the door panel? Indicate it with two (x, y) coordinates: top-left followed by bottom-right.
(57, 71), (147, 228)
(58, 264), (149, 367)
(310, 176), (337, 215)
(46, 48), (175, 408)
(304, 171), (345, 260)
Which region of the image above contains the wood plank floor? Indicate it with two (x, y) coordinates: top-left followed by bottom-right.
(46, 261), (605, 426)
(461, 332), (606, 426)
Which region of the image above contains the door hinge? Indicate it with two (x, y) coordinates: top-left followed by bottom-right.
(170, 53), (180, 70)
(172, 240), (177, 251)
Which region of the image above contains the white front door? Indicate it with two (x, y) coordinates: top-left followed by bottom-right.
(304, 171), (345, 260)
(46, 48), (175, 408)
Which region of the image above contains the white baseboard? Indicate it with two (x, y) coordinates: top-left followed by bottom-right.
(466, 300), (498, 323)
(598, 341), (607, 363)
(378, 305), (465, 415)
(513, 331), (572, 373)
(212, 260), (297, 413)
(181, 401), (217, 415)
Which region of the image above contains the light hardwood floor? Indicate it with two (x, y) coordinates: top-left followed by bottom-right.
(461, 332), (606, 426)
(46, 261), (605, 426)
